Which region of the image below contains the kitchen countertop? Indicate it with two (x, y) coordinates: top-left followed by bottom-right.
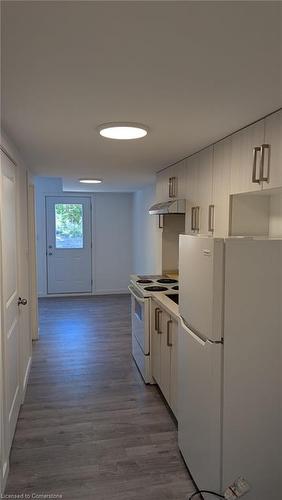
(151, 292), (180, 322)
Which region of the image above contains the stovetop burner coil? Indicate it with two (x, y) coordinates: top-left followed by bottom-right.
(157, 278), (178, 284)
(144, 285), (168, 292)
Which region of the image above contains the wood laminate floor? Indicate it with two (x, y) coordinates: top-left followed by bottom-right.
(5, 295), (195, 499)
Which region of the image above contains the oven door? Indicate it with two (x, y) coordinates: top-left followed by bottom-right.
(128, 285), (150, 355)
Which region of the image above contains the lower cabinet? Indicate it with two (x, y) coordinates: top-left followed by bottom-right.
(151, 300), (178, 418)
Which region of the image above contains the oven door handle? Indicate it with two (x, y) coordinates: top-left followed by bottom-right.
(128, 285), (146, 303)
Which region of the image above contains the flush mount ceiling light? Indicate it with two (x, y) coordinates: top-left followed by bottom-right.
(79, 179), (102, 184)
(98, 122), (148, 140)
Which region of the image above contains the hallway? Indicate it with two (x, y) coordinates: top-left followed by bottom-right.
(5, 295), (194, 499)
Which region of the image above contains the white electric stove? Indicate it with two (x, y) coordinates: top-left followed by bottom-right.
(128, 275), (179, 382)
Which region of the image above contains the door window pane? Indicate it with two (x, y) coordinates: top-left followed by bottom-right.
(55, 204), (83, 248)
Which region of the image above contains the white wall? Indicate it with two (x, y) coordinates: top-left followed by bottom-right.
(94, 193), (133, 293)
(34, 177), (133, 295)
(133, 184), (161, 275)
(34, 177), (62, 295)
(269, 192), (282, 238)
(162, 214), (185, 272)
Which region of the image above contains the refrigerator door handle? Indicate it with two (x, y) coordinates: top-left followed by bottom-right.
(180, 316), (207, 346)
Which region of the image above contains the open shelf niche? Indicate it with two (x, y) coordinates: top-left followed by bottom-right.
(229, 188), (282, 238)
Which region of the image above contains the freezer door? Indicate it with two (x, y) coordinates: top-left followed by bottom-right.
(179, 235), (224, 341)
(178, 318), (222, 493)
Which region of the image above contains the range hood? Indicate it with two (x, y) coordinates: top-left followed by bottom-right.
(149, 199), (186, 215)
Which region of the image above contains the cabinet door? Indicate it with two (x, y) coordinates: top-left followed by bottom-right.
(167, 165), (179, 199)
(156, 166), (178, 202)
(213, 137), (232, 237)
(263, 110), (282, 190)
(230, 120), (264, 194)
(185, 153), (200, 234)
(156, 170), (168, 203)
(169, 318), (178, 419)
(151, 301), (163, 386)
(160, 310), (172, 404)
(197, 146), (213, 234)
(174, 159), (187, 199)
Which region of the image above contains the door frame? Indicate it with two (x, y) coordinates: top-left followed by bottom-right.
(28, 184), (39, 340)
(0, 157), (6, 494)
(44, 194), (93, 296)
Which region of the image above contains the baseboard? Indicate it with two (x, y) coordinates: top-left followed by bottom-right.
(92, 289), (129, 295)
(1, 459), (9, 495)
(38, 290), (129, 298)
(38, 292), (92, 298)
(22, 356), (32, 402)
(32, 327), (40, 341)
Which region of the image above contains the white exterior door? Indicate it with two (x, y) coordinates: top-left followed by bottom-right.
(0, 151), (22, 460)
(46, 196), (92, 294)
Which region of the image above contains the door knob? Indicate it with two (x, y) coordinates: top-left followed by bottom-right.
(48, 252), (53, 256)
(18, 297), (28, 306)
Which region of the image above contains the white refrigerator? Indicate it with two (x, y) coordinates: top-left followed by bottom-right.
(178, 235), (282, 500)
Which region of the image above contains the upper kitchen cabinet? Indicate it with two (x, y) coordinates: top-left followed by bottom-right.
(197, 146), (213, 235)
(230, 120), (264, 194)
(174, 159), (187, 199)
(185, 147), (213, 235)
(212, 137), (232, 237)
(155, 160), (187, 203)
(185, 153), (200, 234)
(263, 109), (282, 190)
(230, 111), (282, 194)
(155, 169), (169, 203)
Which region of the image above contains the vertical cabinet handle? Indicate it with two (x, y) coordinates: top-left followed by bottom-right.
(168, 177), (172, 198)
(172, 176), (177, 198)
(191, 206), (200, 232)
(158, 214), (164, 229)
(208, 204), (215, 232)
(157, 310), (162, 334)
(168, 177), (177, 198)
(194, 206), (200, 232)
(167, 320), (173, 347)
(260, 144), (270, 182)
(154, 307), (159, 331)
(252, 146), (261, 183)
(191, 207), (195, 231)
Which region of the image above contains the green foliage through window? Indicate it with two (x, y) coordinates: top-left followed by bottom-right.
(55, 204), (83, 248)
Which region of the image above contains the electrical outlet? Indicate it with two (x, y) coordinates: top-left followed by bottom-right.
(224, 477), (251, 499)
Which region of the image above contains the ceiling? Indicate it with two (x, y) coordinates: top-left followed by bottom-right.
(1, 1), (281, 192)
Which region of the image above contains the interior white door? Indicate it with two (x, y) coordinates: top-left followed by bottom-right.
(0, 151), (22, 456)
(46, 196), (92, 294)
